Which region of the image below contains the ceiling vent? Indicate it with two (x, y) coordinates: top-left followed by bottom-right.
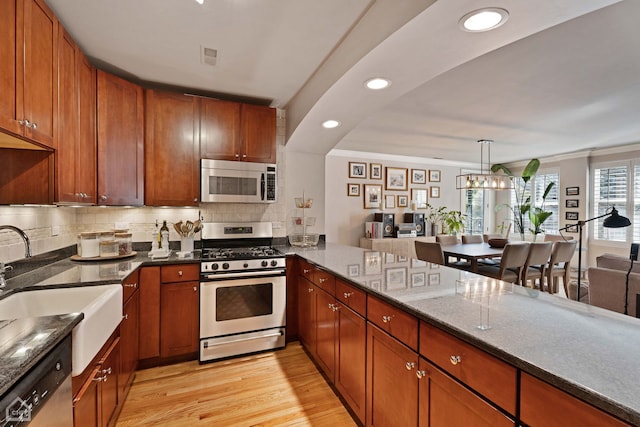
(200, 46), (217, 66)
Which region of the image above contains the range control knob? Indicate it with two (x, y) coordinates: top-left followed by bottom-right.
(211, 263), (219, 270)
(261, 260), (268, 267)
(243, 263), (249, 268)
(222, 263), (230, 270)
(270, 260), (278, 267)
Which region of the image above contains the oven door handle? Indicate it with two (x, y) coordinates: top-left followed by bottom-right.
(202, 269), (286, 280)
(207, 330), (284, 346)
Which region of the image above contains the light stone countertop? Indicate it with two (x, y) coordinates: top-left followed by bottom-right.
(281, 242), (640, 425)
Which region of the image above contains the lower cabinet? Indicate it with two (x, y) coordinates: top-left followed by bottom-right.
(297, 277), (317, 356)
(160, 280), (199, 357)
(119, 290), (139, 398)
(73, 337), (120, 427)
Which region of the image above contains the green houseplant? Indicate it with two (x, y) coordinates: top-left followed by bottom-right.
(442, 210), (467, 236)
(491, 159), (555, 241)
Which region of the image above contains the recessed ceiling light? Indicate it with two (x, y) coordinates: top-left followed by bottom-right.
(195, 0), (204, 4)
(322, 120), (340, 129)
(365, 78), (391, 90)
(459, 8), (509, 32)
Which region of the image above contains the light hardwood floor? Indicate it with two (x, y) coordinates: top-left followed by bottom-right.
(116, 342), (357, 426)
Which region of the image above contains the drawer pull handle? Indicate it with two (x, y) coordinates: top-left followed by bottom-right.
(328, 303), (334, 310)
(93, 375), (107, 382)
(332, 304), (340, 312)
(100, 367), (112, 375)
(405, 362), (415, 371)
(303, 269), (310, 274)
(416, 370), (427, 379)
(343, 292), (353, 299)
(319, 277), (326, 283)
(123, 314), (128, 320)
(124, 283), (137, 288)
(450, 355), (462, 365)
(382, 315), (393, 323)
(307, 288), (314, 293)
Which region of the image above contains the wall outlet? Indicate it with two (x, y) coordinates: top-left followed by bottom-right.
(272, 221), (282, 229)
(115, 222), (129, 230)
(51, 225), (60, 236)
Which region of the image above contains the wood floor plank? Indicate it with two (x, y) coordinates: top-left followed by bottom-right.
(116, 342), (357, 426)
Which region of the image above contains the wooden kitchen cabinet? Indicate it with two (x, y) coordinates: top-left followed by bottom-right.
(314, 286), (336, 376)
(200, 99), (276, 163)
(56, 27), (96, 204)
(0, 148), (53, 204)
(160, 280), (199, 358)
(520, 373), (630, 427)
(297, 276), (317, 356)
(367, 323), (419, 427)
(417, 358), (514, 427)
(96, 70), (144, 206)
(0, 0), (58, 148)
(145, 90), (200, 206)
(119, 273), (139, 402)
(138, 266), (161, 360)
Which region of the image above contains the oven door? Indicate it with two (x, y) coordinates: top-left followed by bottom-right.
(200, 272), (286, 339)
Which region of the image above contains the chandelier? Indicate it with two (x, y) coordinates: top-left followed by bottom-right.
(456, 139), (513, 190)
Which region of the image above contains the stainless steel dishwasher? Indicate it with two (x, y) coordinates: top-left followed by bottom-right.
(0, 335), (73, 426)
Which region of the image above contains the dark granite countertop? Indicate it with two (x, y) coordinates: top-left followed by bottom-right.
(284, 243), (640, 426)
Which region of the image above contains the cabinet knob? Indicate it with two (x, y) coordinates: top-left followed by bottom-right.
(382, 315), (393, 323)
(319, 277), (326, 283)
(193, 198), (198, 203)
(123, 314), (128, 320)
(242, 154), (247, 158)
(449, 355), (462, 365)
(307, 288), (313, 293)
(31, 122), (37, 129)
(416, 370), (427, 379)
(303, 269), (310, 274)
(101, 195), (107, 201)
(235, 154), (240, 158)
(343, 292), (353, 299)
(18, 119), (25, 126)
(405, 361), (416, 371)
(332, 304), (340, 312)
(193, 286), (197, 291)
(328, 303), (334, 310)
(178, 270), (183, 276)
(124, 283), (137, 288)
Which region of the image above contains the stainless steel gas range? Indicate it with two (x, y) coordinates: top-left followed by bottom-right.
(199, 222), (286, 362)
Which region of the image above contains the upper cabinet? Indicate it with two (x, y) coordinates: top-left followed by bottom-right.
(97, 70), (144, 206)
(145, 90), (199, 207)
(0, 0), (58, 148)
(56, 27), (96, 204)
(201, 99), (276, 164)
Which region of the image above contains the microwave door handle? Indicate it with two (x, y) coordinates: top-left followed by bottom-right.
(261, 173), (266, 201)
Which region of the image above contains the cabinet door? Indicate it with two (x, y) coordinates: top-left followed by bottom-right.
(100, 338), (120, 427)
(139, 267), (161, 360)
(200, 97), (240, 160)
(366, 323), (419, 427)
(73, 367), (100, 427)
(240, 104), (276, 163)
(96, 70), (144, 206)
(335, 303), (366, 425)
(56, 27), (79, 203)
(314, 288), (336, 378)
(418, 358), (514, 427)
(119, 290), (139, 399)
(297, 277), (316, 355)
(160, 281), (199, 357)
(21, 0), (57, 146)
(145, 90), (199, 206)
(76, 52), (97, 203)
(0, 0), (21, 136)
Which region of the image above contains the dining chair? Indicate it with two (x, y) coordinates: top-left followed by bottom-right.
(521, 242), (553, 288)
(544, 234), (574, 242)
(477, 243), (530, 283)
(436, 234), (458, 245)
(415, 241), (445, 265)
(435, 234), (472, 268)
(546, 240), (578, 294)
(462, 234), (483, 244)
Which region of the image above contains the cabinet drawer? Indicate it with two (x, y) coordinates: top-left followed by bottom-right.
(160, 264), (199, 283)
(367, 295), (418, 350)
(419, 321), (516, 415)
(121, 270), (139, 303)
(313, 269), (335, 295)
(335, 279), (366, 317)
(298, 259), (314, 281)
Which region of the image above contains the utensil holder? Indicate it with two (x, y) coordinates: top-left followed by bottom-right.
(180, 237), (194, 253)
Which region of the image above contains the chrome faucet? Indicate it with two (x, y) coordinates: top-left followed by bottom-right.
(0, 225), (32, 258)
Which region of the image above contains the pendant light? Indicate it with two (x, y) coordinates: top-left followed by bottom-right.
(456, 139), (513, 190)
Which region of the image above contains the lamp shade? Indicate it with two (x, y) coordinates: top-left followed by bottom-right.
(603, 207), (631, 228)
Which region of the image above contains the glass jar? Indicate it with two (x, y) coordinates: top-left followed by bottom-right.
(79, 232), (100, 258)
(99, 240), (119, 257)
(99, 231), (115, 241)
(115, 232), (133, 255)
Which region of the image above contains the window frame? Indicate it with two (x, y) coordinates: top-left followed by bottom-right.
(591, 160), (633, 247)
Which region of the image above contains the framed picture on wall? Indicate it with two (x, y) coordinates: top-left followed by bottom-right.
(429, 170), (441, 182)
(398, 195), (409, 207)
(411, 169), (426, 184)
(566, 187), (579, 196)
(349, 161), (367, 179)
(347, 183), (360, 197)
(385, 167), (408, 191)
(430, 186), (440, 198)
(565, 211), (579, 221)
(370, 163), (383, 180)
(411, 188), (428, 208)
(385, 195), (396, 209)
(566, 199), (579, 208)
(364, 184), (382, 209)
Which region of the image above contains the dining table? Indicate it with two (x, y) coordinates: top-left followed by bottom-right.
(441, 242), (506, 273)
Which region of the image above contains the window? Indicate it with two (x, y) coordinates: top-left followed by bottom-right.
(510, 172), (559, 236)
(593, 165), (628, 242)
(464, 189), (484, 234)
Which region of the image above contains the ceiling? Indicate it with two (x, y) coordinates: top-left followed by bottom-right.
(47, 0), (640, 165)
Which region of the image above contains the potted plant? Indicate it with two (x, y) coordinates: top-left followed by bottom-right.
(425, 204), (447, 236)
(442, 210), (467, 236)
(491, 158), (555, 240)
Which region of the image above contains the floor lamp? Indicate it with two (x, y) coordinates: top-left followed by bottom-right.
(558, 206), (631, 301)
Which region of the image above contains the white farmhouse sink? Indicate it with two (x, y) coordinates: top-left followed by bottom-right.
(0, 285), (122, 376)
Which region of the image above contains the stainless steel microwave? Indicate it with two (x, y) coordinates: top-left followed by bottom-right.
(201, 159), (277, 203)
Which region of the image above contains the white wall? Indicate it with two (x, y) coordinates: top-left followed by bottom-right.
(325, 150), (467, 247)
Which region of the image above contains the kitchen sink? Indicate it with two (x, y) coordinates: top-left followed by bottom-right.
(0, 285), (122, 376)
